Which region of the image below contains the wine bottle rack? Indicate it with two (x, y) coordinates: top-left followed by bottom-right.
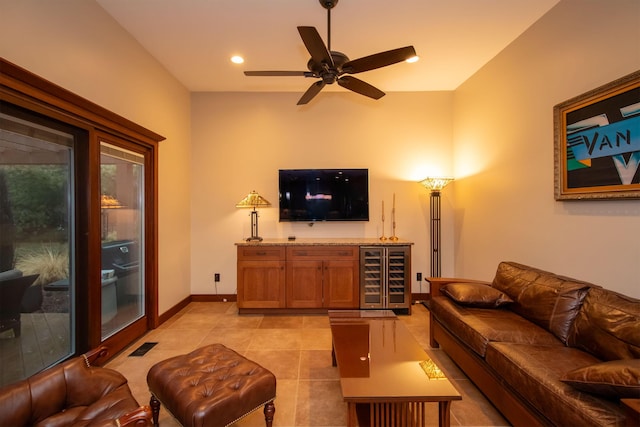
(360, 246), (411, 312)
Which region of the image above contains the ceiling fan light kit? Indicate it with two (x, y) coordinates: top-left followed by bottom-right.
(244, 0), (417, 105)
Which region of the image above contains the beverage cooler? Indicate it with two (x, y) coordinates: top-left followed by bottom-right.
(360, 246), (411, 312)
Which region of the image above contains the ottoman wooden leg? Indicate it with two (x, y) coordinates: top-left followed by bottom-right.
(150, 394), (161, 427)
(264, 401), (275, 427)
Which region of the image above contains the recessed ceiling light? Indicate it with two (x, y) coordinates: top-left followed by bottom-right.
(406, 55), (419, 63)
(231, 55), (244, 64)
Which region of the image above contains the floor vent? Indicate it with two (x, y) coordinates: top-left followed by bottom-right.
(129, 342), (158, 357)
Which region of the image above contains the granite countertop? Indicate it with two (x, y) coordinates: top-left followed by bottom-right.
(236, 238), (413, 246)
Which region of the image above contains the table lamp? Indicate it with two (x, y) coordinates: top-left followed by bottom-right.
(236, 190), (271, 242)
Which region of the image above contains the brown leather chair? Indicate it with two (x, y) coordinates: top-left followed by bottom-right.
(0, 346), (151, 426)
(0, 270), (39, 337)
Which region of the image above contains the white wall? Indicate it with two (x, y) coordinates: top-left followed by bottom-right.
(190, 91), (454, 295)
(453, 0), (640, 297)
(0, 0), (192, 313)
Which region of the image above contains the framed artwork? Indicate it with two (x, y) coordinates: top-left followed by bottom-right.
(554, 70), (640, 200)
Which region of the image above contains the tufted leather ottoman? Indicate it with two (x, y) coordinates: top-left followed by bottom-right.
(147, 344), (276, 427)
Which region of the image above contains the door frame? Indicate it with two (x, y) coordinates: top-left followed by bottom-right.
(1, 58), (164, 358)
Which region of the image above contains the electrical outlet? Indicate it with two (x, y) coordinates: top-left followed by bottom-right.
(416, 272), (422, 281)
(214, 273), (220, 282)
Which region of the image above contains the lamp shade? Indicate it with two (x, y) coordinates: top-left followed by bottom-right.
(420, 177), (454, 192)
(101, 194), (124, 209)
(236, 190), (271, 209)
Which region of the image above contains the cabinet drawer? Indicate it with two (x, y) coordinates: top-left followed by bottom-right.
(238, 246), (285, 261)
(287, 246), (358, 260)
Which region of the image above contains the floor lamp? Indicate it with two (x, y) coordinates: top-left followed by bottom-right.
(236, 190), (271, 242)
(420, 177), (453, 277)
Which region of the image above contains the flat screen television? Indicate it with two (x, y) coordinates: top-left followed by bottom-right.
(279, 169), (369, 222)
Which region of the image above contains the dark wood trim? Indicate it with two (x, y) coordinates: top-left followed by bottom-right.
(87, 129), (103, 349)
(100, 317), (149, 364)
(158, 296), (192, 325)
(74, 127), (92, 352)
(148, 139), (159, 329)
(0, 59), (164, 144)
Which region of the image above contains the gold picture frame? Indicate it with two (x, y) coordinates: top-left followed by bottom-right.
(554, 70), (640, 200)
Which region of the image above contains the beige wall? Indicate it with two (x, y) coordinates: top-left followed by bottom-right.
(3, 0), (637, 307)
(453, 0), (640, 297)
(0, 0), (192, 312)
(190, 91), (454, 295)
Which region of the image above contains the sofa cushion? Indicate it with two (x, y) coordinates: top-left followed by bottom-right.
(491, 261), (593, 344)
(567, 287), (640, 361)
(485, 342), (626, 427)
(561, 359), (640, 399)
(441, 282), (513, 308)
(429, 296), (562, 357)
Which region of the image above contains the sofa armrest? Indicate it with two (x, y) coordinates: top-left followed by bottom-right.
(117, 405), (152, 427)
(621, 399), (640, 427)
(427, 277), (491, 298)
(83, 346), (110, 367)
(0, 346), (136, 426)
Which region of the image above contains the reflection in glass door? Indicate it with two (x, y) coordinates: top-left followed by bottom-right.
(100, 143), (145, 340)
(0, 111), (75, 386)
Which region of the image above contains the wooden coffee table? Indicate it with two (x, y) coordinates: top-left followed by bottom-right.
(329, 310), (461, 427)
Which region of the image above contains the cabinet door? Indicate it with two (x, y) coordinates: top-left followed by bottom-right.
(286, 260), (323, 308)
(237, 260), (286, 308)
(388, 247), (411, 308)
(324, 259), (359, 308)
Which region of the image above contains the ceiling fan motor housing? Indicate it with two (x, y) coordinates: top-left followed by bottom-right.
(319, 0), (338, 10)
(307, 51), (349, 84)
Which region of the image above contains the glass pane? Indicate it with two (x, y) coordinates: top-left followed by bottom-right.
(0, 112), (75, 386)
(100, 143), (144, 340)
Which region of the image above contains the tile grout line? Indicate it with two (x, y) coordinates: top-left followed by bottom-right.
(292, 343), (302, 427)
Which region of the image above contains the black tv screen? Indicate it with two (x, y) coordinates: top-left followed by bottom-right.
(279, 169), (369, 222)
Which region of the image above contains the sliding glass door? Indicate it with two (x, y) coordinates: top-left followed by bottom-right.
(0, 111), (155, 385)
(0, 110), (77, 386)
(100, 142), (146, 340)
(1, 58), (162, 383)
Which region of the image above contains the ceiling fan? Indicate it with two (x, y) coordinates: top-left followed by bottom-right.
(244, 0), (417, 105)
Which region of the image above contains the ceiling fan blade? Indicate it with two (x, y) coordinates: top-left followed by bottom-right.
(297, 81), (326, 105)
(342, 46), (417, 74)
(244, 71), (313, 77)
(338, 76), (385, 100)
(298, 26), (334, 67)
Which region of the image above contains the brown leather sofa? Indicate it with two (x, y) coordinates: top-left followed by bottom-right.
(0, 346), (151, 426)
(427, 261), (640, 427)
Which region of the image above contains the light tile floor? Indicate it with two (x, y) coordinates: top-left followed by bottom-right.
(106, 302), (509, 427)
